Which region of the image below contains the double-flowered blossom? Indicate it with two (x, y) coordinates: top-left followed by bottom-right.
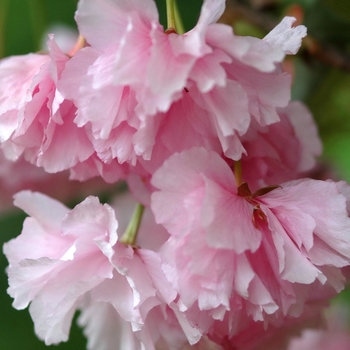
(0, 38), (94, 173)
(151, 147), (350, 337)
(0, 0), (309, 185)
(3, 191), (191, 348)
(59, 0), (307, 178)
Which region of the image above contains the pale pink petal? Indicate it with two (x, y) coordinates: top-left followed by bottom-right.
(58, 46), (100, 101)
(111, 17), (155, 87)
(205, 24), (283, 73)
(237, 99), (322, 190)
(189, 49), (231, 93)
(152, 147), (261, 252)
(233, 36), (285, 72)
(202, 177), (261, 252)
(36, 101), (94, 172)
(260, 179), (350, 268)
(174, 0), (226, 57)
(226, 60), (291, 126)
(76, 0), (158, 50)
(196, 0), (226, 31)
(79, 301), (143, 350)
(0, 54), (50, 141)
(264, 16), (307, 55)
(13, 190), (69, 231)
(191, 80), (251, 137)
(69, 154), (128, 183)
(136, 27), (196, 116)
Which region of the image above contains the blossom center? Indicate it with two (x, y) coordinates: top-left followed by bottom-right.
(237, 182), (280, 226)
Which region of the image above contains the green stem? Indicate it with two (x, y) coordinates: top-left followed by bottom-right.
(173, 0), (185, 34)
(166, 0), (176, 31)
(120, 203), (145, 246)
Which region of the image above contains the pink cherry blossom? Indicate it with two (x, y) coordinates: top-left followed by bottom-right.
(59, 0), (306, 171)
(151, 147), (350, 335)
(3, 191), (119, 344)
(3, 190), (201, 348)
(2, 0), (348, 348)
(0, 37), (94, 173)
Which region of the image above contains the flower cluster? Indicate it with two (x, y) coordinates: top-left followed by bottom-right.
(2, 0), (350, 349)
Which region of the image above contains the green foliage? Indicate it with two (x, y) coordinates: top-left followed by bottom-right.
(1, 0), (77, 57)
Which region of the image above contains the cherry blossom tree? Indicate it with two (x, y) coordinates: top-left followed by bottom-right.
(1, 0), (350, 349)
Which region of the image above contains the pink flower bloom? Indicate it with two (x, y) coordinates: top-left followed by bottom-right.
(0, 37), (94, 173)
(1, 0), (345, 348)
(60, 0), (306, 170)
(3, 191), (119, 344)
(151, 147), (350, 334)
(3, 190), (199, 348)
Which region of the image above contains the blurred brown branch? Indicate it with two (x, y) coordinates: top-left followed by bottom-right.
(222, 0), (350, 72)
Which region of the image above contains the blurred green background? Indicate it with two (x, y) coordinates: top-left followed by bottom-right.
(0, 0), (350, 348)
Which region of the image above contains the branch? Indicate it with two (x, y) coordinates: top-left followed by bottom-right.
(223, 0), (350, 72)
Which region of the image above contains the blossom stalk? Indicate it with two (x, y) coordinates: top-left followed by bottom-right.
(120, 203), (145, 246)
(166, 0), (177, 32)
(173, 0), (185, 34)
(234, 160), (243, 186)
